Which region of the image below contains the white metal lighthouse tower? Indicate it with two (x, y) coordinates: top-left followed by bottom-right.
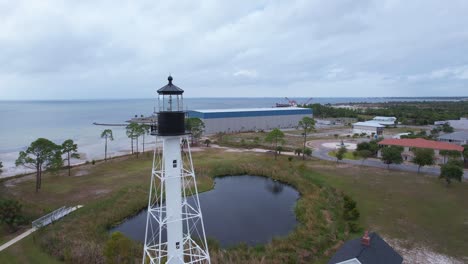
(143, 76), (210, 264)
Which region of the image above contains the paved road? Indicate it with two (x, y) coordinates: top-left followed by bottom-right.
(307, 141), (468, 180)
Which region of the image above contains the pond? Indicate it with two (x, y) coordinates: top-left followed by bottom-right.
(111, 175), (300, 247)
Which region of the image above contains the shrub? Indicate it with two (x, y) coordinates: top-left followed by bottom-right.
(276, 146), (284, 154)
(104, 232), (134, 264)
(0, 199), (26, 232)
(294, 148), (303, 156)
(303, 148), (313, 157)
(344, 208), (360, 221)
(342, 195), (360, 231)
(288, 157), (293, 162)
(348, 222), (360, 233)
(92, 160), (96, 165)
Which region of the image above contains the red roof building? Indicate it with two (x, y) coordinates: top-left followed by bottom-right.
(379, 138), (463, 152)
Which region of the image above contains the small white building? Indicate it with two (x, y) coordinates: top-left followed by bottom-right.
(371, 116), (397, 127)
(352, 121), (384, 136)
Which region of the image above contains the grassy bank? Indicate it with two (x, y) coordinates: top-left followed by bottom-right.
(0, 150), (350, 263)
(1, 148), (467, 263)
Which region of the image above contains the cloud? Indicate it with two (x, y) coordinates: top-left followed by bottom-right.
(407, 65), (468, 81)
(233, 69), (258, 78)
(0, 0), (467, 99)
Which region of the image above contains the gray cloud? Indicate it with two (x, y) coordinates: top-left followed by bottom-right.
(0, 0), (467, 99)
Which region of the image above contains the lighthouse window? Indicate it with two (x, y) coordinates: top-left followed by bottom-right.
(176, 242), (180, 249)
(173, 160), (177, 168)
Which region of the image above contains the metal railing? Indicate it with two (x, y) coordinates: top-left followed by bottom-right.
(32, 206), (73, 229)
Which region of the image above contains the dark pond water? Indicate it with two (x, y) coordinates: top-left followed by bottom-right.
(111, 175), (300, 247)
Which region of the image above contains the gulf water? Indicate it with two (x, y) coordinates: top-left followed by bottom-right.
(0, 97), (460, 177)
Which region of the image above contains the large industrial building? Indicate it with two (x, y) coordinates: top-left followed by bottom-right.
(187, 107), (313, 134)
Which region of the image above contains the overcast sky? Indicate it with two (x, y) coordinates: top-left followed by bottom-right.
(0, 0), (467, 99)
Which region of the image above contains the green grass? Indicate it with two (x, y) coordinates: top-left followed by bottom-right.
(1, 149), (467, 262)
(0, 236), (60, 264)
(0, 151), (349, 263)
(306, 164), (468, 259)
(328, 150), (359, 160)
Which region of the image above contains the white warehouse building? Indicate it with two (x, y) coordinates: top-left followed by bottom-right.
(371, 116), (397, 127)
(187, 107), (313, 134)
(352, 121), (384, 136)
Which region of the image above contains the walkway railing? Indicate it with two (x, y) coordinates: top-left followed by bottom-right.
(31, 206), (77, 229)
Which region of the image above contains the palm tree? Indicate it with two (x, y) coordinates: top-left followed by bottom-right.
(298, 117), (315, 160)
(101, 129), (114, 161)
(61, 139), (80, 176)
(140, 124), (150, 153)
(126, 123), (145, 158)
(134, 125), (145, 158)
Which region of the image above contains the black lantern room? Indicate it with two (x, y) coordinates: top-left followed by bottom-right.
(156, 76), (186, 136)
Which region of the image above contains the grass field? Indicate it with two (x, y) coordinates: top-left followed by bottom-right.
(328, 150), (359, 160)
(0, 150), (348, 263)
(312, 164), (468, 261)
(0, 148), (467, 263)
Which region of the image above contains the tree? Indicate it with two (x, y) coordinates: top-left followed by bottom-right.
(430, 128), (440, 138)
(126, 123), (140, 155)
(204, 139), (211, 147)
(61, 139), (80, 176)
(276, 146), (284, 155)
(442, 123), (454, 133)
(368, 140), (381, 156)
(412, 148), (435, 173)
(0, 199), (25, 232)
(298, 117), (315, 160)
(356, 140), (380, 157)
(101, 129), (114, 161)
(294, 148), (302, 156)
(439, 150), (461, 164)
(463, 144), (468, 167)
(354, 149), (372, 165)
(303, 147), (313, 157)
(336, 146), (347, 163)
(356, 142), (370, 151)
(186, 118), (205, 145)
(439, 160), (463, 186)
(131, 124), (145, 158)
(381, 146), (403, 169)
(264, 128), (285, 160)
(0, 161), (3, 174)
(140, 124), (150, 153)
(15, 138), (62, 192)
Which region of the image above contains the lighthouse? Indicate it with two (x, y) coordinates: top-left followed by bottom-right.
(143, 76), (210, 264)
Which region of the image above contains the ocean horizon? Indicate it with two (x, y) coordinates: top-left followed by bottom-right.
(0, 96), (465, 177)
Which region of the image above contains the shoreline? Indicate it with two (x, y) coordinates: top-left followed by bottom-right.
(0, 150), (149, 181)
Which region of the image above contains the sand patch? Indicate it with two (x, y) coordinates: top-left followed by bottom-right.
(386, 238), (465, 264)
(3, 175), (34, 188)
(74, 169), (90, 177)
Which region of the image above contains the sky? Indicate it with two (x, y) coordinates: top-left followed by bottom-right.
(0, 0), (467, 99)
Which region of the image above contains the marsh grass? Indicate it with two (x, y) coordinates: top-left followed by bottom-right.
(1, 148), (466, 263)
(0, 150), (350, 263)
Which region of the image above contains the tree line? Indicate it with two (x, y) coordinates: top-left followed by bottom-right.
(15, 138), (80, 192)
(304, 101), (468, 125)
(9, 118), (207, 193)
(351, 140), (466, 185)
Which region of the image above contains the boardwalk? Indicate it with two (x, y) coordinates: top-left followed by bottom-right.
(0, 205), (83, 252)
